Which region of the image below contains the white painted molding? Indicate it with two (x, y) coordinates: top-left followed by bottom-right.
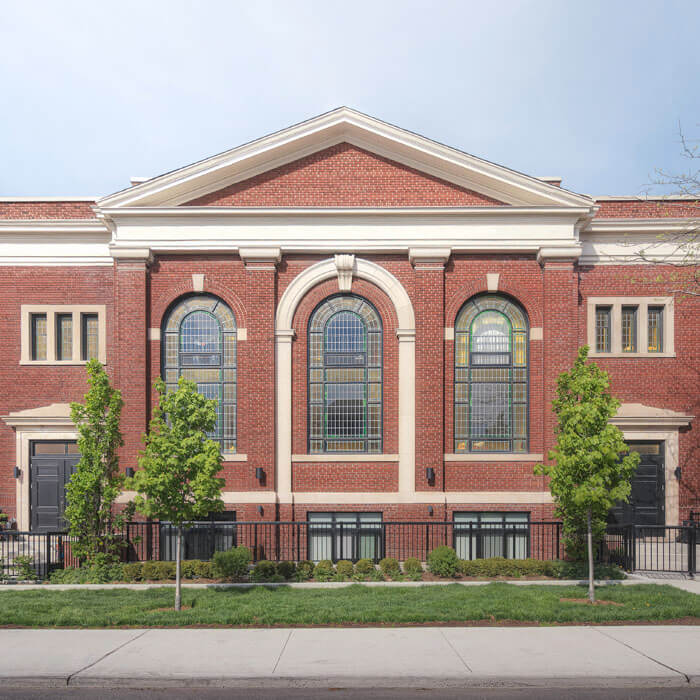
(529, 327), (543, 341)
(334, 253), (355, 291)
(149, 327), (160, 341)
(486, 273), (500, 291)
(444, 453), (544, 462)
(292, 454), (399, 462)
(275, 257), (416, 503)
(237, 328), (247, 341)
(610, 403), (694, 429)
(444, 327), (455, 341)
(279, 491), (554, 505)
(222, 454), (248, 462)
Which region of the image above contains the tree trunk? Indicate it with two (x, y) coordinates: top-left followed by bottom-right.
(587, 508), (595, 603)
(175, 526), (182, 611)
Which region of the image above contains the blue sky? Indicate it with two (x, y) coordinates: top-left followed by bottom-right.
(1, 1), (698, 197)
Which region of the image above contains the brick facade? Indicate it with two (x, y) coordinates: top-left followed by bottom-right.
(1, 113), (697, 534)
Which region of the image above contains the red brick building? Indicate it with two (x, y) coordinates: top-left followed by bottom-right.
(1, 109), (697, 551)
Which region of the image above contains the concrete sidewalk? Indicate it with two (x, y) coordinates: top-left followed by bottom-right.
(1, 626), (699, 689)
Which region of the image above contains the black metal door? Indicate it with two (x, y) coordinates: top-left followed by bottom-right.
(609, 441), (665, 527)
(30, 442), (80, 532)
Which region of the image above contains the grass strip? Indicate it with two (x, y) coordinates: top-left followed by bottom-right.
(0, 583), (697, 628)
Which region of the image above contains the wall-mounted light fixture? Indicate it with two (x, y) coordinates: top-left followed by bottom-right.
(427, 505), (434, 516)
(125, 467), (135, 478)
(13, 466), (21, 479)
(675, 466), (682, 481)
(257, 505), (264, 515)
(255, 467), (265, 483)
(425, 467), (435, 484)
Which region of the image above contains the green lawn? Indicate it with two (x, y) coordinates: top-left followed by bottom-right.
(0, 583), (697, 627)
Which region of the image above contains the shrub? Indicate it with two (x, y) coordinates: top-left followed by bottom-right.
(379, 557), (401, 578)
(313, 560), (335, 582)
(49, 561), (125, 584)
(121, 563), (143, 582)
(277, 561), (296, 580)
(252, 560), (278, 582)
(354, 558), (375, 576)
(180, 560), (198, 580)
(212, 546), (252, 581)
(296, 560), (314, 581)
(427, 546), (459, 578)
(336, 560), (354, 579)
(140, 561), (160, 581)
(402, 557), (423, 577)
(194, 560), (213, 578)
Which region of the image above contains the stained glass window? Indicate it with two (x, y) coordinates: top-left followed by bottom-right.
(595, 306), (611, 353)
(56, 314), (73, 361)
(31, 313), (47, 361)
(308, 295), (382, 453)
(162, 295), (237, 453)
(621, 306), (637, 353)
(647, 306), (664, 352)
(455, 294), (528, 453)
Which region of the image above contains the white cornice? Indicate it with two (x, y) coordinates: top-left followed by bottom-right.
(583, 218), (696, 234)
(98, 205), (593, 219)
(0, 197), (97, 202)
(0, 219), (107, 234)
(96, 107), (595, 209)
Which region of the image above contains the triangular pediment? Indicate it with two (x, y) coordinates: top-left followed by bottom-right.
(183, 143), (506, 208)
(97, 107), (593, 209)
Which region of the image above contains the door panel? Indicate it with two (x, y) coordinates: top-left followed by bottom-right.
(30, 442), (79, 532)
(609, 441), (665, 527)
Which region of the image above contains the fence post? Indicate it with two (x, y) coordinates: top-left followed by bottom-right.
(631, 525), (637, 572)
(688, 525), (696, 578)
(44, 532), (51, 579)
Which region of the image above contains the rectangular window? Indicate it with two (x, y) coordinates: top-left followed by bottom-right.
(454, 512), (530, 560)
(31, 313), (47, 361)
(647, 306), (664, 353)
(308, 512), (383, 562)
(56, 314), (73, 361)
(595, 306), (611, 353)
(81, 313), (99, 361)
(621, 306), (637, 353)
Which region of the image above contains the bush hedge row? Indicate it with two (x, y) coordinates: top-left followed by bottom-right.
(47, 546), (625, 584)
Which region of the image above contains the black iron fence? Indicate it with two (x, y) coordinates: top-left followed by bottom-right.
(1, 520), (698, 579)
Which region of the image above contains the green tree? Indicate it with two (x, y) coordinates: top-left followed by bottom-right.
(535, 346), (639, 602)
(65, 360), (128, 563)
(131, 378), (224, 610)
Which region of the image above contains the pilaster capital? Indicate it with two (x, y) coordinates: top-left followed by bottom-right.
(536, 245), (581, 266)
(109, 246), (153, 265)
(409, 247), (451, 269)
(240, 247), (281, 270)
(396, 328), (416, 342)
(275, 329), (296, 343)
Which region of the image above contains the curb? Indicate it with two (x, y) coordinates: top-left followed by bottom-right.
(1, 674), (694, 689)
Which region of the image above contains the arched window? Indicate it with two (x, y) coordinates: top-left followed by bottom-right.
(162, 294), (237, 454)
(308, 295), (382, 453)
(455, 294), (528, 453)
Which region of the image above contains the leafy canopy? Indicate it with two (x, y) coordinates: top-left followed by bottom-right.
(132, 377), (224, 527)
(535, 346), (640, 557)
(65, 359), (127, 563)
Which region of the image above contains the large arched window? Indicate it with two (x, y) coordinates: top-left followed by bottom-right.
(308, 295), (382, 453)
(455, 294), (528, 453)
(162, 294), (237, 454)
